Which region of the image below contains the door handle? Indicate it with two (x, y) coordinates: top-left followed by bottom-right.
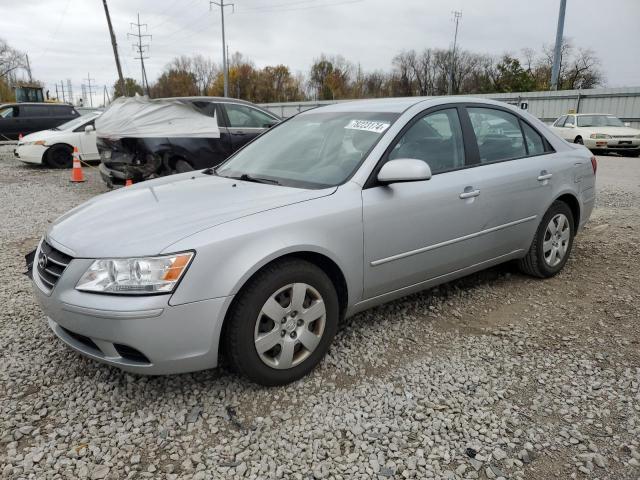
(537, 172), (553, 181)
(459, 189), (480, 199)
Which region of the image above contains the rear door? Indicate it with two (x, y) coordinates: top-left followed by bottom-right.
(21, 105), (53, 134)
(462, 105), (559, 256)
(222, 103), (278, 151)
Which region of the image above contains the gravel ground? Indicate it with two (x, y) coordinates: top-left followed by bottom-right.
(0, 148), (639, 480)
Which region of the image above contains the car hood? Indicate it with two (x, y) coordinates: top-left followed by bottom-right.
(47, 172), (336, 258)
(20, 129), (70, 143)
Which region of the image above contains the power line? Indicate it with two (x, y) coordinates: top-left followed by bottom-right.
(210, 0), (234, 97)
(128, 13), (152, 95)
(234, 0), (362, 14)
(448, 10), (462, 96)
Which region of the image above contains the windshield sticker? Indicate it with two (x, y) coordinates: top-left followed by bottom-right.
(345, 120), (390, 133)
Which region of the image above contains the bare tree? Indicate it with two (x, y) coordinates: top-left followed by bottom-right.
(0, 38), (26, 80)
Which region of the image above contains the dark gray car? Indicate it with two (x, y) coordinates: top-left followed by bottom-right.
(0, 103), (79, 140)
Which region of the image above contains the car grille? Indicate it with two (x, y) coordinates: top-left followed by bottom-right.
(610, 135), (633, 139)
(37, 240), (73, 290)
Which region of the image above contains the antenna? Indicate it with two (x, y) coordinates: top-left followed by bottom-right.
(128, 13), (152, 95)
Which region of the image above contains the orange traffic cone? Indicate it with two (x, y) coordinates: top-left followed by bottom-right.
(70, 147), (85, 183)
(125, 179), (133, 187)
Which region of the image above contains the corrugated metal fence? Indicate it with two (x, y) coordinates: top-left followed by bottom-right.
(259, 87), (640, 128)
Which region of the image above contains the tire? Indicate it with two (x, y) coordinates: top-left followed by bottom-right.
(518, 201), (575, 278)
(174, 159), (194, 174)
(45, 144), (73, 168)
(224, 259), (339, 386)
(574, 137), (583, 145)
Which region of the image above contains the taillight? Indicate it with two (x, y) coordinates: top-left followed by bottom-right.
(590, 156), (597, 175)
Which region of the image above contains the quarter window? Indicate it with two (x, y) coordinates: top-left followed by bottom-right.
(467, 108), (527, 163)
(388, 108), (465, 174)
(521, 122), (546, 156)
(225, 104), (276, 128)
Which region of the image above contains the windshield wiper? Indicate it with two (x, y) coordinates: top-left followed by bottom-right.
(230, 173), (281, 185)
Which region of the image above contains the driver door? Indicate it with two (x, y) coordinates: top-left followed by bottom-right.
(362, 107), (486, 299)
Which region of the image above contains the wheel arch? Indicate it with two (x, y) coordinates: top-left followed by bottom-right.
(217, 249), (350, 363)
(574, 135), (583, 143)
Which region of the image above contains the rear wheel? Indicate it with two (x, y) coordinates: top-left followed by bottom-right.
(45, 144), (73, 168)
(574, 137), (583, 145)
(518, 201), (575, 278)
(224, 259), (339, 386)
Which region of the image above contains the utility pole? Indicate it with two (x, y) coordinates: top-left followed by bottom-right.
(83, 73), (96, 107)
(448, 10), (462, 96)
(60, 80), (66, 103)
(102, 0), (125, 94)
(25, 54), (33, 83)
(128, 13), (152, 95)
(67, 79), (73, 104)
(210, 0), (234, 97)
(550, 0), (567, 91)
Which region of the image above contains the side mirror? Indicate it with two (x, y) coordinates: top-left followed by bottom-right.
(377, 159), (432, 185)
(84, 124), (95, 133)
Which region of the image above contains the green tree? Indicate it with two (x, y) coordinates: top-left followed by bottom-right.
(113, 77), (143, 97)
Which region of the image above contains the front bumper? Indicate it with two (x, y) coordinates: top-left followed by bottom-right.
(584, 137), (640, 153)
(15, 144), (47, 164)
(31, 241), (232, 375)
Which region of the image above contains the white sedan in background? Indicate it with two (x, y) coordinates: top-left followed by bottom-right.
(14, 112), (101, 168)
(550, 113), (640, 157)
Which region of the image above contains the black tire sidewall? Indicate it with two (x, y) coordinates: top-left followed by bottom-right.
(46, 145), (73, 168)
(227, 261), (339, 386)
(534, 202), (575, 277)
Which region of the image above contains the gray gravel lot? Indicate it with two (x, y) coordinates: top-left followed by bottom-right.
(0, 148), (639, 480)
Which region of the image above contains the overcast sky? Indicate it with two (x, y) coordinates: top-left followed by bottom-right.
(3, 0), (639, 103)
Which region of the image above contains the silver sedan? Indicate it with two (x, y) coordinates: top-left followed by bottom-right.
(30, 97), (596, 385)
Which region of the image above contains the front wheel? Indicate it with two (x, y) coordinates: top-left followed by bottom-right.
(574, 137), (584, 145)
(518, 201), (575, 278)
(45, 145), (73, 168)
(224, 259), (339, 386)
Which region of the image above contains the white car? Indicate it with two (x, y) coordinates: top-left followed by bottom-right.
(14, 112), (101, 168)
(550, 113), (640, 157)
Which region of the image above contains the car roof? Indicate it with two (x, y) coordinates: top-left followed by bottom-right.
(298, 96), (516, 114)
(575, 113), (614, 116)
(156, 96), (260, 107)
(0, 102), (74, 107)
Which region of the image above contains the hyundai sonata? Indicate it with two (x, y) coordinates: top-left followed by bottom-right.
(29, 97), (596, 385)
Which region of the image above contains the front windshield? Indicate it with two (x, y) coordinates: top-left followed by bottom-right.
(54, 113), (99, 131)
(216, 111), (400, 188)
(577, 115), (625, 128)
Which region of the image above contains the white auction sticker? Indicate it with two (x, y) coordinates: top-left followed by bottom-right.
(345, 119), (390, 133)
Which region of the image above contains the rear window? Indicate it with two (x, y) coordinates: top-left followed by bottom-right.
(467, 107), (527, 163)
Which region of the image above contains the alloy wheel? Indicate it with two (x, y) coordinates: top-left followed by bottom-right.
(253, 282), (326, 370)
(543, 213), (570, 267)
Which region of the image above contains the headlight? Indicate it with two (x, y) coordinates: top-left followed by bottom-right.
(589, 133), (611, 139)
(76, 252), (194, 294)
(22, 140), (46, 146)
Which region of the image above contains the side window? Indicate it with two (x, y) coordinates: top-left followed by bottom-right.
(554, 115), (567, 127)
(225, 104), (276, 128)
(22, 106), (50, 117)
(521, 122), (546, 156)
(467, 108), (527, 163)
(191, 101), (218, 120)
(564, 115), (576, 127)
(0, 106), (16, 118)
(389, 108), (465, 174)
